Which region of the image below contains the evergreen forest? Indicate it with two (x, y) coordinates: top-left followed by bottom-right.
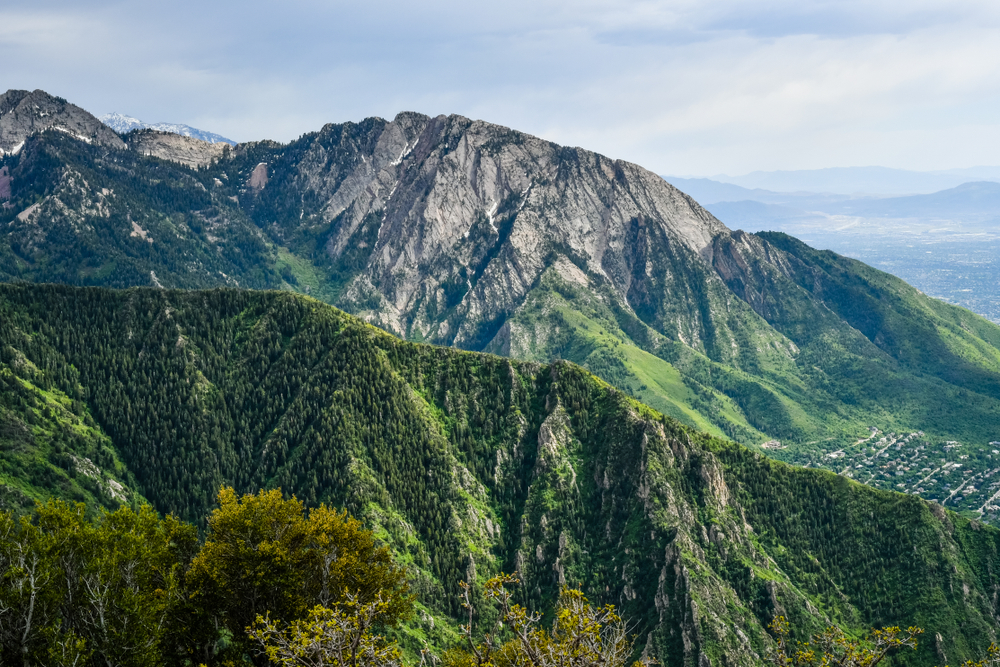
(2, 283), (1000, 666)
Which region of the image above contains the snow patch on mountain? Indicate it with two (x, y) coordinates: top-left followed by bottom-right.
(99, 112), (144, 134)
(100, 113), (236, 145)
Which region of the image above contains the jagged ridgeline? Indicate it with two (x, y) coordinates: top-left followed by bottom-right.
(2, 283), (1000, 666)
(6, 92), (1000, 518)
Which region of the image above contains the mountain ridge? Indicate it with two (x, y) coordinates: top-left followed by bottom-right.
(2, 282), (1000, 666)
(100, 111), (236, 145)
(697, 165), (1000, 196)
(0, 89), (125, 155)
(4, 91), (1000, 524)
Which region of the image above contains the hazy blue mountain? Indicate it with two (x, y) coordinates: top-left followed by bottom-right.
(706, 166), (1000, 195)
(842, 181), (1000, 221)
(663, 176), (854, 208)
(659, 176), (775, 204)
(662, 176), (1000, 327)
(700, 200), (820, 229)
(666, 180), (1000, 229)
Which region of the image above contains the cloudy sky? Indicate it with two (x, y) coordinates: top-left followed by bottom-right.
(5, 0), (1000, 175)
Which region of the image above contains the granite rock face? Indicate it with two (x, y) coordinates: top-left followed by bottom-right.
(125, 129), (229, 169)
(0, 89), (126, 155)
(241, 113), (749, 357)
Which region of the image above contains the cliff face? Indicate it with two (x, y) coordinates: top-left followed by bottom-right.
(6, 98), (1000, 512)
(0, 89), (126, 155)
(234, 113), (747, 355)
(230, 114), (1000, 456)
(125, 129), (229, 168)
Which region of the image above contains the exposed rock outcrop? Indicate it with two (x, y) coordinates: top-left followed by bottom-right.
(239, 113), (737, 356)
(125, 129), (228, 169)
(0, 165), (10, 200)
(0, 89), (125, 154)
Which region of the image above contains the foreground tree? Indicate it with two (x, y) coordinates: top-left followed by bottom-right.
(249, 595), (403, 667)
(766, 615), (922, 667)
(0, 500), (196, 667)
(443, 573), (655, 667)
(187, 488), (411, 664)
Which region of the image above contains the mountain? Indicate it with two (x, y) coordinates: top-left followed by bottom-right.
(662, 176), (855, 207)
(125, 128), (230, 169)
(704, 166), (1000, 196)
(661, 177), (798, 205)
(664, 176), (1000, 224)
(98, 112), (145, 133)
(691, 199), (820, 230)
(0, 89), (125, 155)
(100, 111), (236, 145)
(5, 94), (1000, 523)
(3, 282), (1000, 666)
(217, 114), (1000, 464)
(839, 181), (1000, 222)
(0, 128), (276, 290)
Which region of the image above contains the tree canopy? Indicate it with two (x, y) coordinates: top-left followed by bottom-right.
(188, 488), (411, 663)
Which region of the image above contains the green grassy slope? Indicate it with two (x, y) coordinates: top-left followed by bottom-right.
(0, 339), (139, 513)
(1, 283), (999, 665)
(485, 245), (1000, 526)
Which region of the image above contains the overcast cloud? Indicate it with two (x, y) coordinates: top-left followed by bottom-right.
(4, 0), (1000, 175)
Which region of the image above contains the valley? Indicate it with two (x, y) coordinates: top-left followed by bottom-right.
(775, 427), (1000, 522)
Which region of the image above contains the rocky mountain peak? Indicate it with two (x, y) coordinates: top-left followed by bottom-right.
(99, 112), (145, 133)
(0, 89), (126, 155)
(246, 110), (730, 348)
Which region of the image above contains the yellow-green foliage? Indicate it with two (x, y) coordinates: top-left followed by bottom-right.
(188, 488), (412, 663)
(766, 615), (922, 667)
(0, 488), (413, 667)
(446, 573), (655, 667)
(250, 601), (403, 667)
(0, 500), (197, 667)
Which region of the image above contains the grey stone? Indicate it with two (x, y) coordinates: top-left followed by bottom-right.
(0, 89), (126, 154)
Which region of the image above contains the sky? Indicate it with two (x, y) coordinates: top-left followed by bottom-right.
(4, 0), (1000, 176)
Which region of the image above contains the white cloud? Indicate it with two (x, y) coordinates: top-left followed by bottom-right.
(3, 0), (1000, 174)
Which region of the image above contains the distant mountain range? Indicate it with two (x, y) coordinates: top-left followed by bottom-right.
(676, 165), (1000, 195)
(662, 175), (1000, 326)
(99, 111), (236, 145)
(665, 176), (1000, 223)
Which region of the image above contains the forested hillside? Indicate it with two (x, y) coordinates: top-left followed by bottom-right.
(5, 97), (1000, 523)
(0, 129), (276, 290)
(2, 283), (1000, 666)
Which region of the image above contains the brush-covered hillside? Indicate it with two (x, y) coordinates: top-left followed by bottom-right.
(4, 93), (1000, 521)
(2, 283), (1000, 666)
